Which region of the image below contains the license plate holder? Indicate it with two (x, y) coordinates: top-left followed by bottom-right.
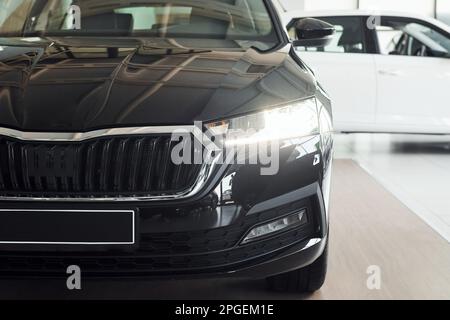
(0, 209), (135, 245)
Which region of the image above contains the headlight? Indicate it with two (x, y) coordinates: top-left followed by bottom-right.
(242, 209), (307, 244)
(206, 98), (319, 146)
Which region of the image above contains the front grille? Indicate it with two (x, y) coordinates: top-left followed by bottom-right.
(0, 135), (201, 199)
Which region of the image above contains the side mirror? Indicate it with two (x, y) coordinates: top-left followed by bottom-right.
(291, 18), (335, 48)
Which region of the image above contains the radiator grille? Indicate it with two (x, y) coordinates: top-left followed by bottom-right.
(0, 135), (201, 199)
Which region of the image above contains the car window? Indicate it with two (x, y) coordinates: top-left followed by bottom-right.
(0, 0), (278, 51)
(291, 16), (367, 54)
(375, 25), (404, 55)
(376, 18), (450, 58)
(113, 7), (193, 31)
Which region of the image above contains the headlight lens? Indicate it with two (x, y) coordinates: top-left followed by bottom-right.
(206, 98), (319, 146)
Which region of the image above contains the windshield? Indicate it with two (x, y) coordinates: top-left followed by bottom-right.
(408, 24), (450, 52)
(0, 0), (278, 50)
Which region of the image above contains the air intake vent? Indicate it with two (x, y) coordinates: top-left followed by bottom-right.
(0, 135), (202, 199)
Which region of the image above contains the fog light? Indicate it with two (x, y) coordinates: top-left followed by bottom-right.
(242, 209), (307, 244)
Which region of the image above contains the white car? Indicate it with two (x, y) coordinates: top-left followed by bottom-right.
(283, 10), (450, 134)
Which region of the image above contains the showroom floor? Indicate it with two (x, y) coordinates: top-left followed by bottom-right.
(0, 134), (449, 300)
(334, 133), (450, 242)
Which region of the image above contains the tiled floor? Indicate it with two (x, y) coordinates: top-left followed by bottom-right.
(334, 133), (450, 242)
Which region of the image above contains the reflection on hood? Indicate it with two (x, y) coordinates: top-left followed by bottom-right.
(0, 37), (316, 131)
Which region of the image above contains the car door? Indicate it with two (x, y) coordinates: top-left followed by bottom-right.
(289, 16), (378, 133)
(374, 16), (450, 134)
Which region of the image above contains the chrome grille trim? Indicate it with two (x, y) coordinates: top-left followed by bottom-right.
(0, 126), (194, 142)
(0, 126), (216, 202)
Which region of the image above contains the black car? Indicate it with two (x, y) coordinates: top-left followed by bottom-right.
(0, 0), (333, 293)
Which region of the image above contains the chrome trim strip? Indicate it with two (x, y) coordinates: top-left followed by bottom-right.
(0, 209), (135, 245)
(0, 125), (216, 202)
(0, 125), (194, 142)
(302, 238), (322, 250)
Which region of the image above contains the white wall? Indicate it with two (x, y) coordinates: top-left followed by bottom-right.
(359, 0), (435, 17)
(278, 0), (305, 12)
(280, 0), (450, 24)
(437, 0), (450, 25)
(305, 0), (358, 11)
(280, 0), (436, 15)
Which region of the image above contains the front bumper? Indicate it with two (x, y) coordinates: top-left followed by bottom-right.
(0, 124), (332, 279)
(0, 181), (328, 279)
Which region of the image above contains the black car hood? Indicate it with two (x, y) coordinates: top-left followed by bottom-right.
(0, 38), (317, 132)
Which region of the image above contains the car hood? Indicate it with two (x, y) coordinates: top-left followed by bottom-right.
(0, 37), (317, 132)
